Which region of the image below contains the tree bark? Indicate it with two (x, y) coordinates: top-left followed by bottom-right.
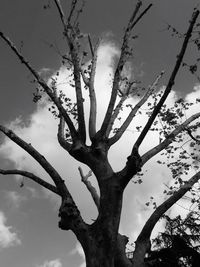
(78, 162), (125, 267)
(78, 178), (124, 267)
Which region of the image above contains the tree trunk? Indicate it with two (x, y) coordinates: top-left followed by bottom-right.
(69, 147), (135, 267)
(114, 235), (132, 267)
(83, 239), (115, 267)
(131, 238), (151, 267)
(78, 173), (125, 267)
(81, 232), (133, 267)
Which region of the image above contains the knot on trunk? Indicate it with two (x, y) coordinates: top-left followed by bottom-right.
(58, 198), (80, 230)
(126, 148), (142, 174)
(69, 141), (88, 163)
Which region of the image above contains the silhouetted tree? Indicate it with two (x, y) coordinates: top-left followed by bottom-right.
(146, 213), (200, 266)
(0, 1), (200, 266)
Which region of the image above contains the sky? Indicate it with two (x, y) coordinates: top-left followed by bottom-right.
(0, 1), (200, 267)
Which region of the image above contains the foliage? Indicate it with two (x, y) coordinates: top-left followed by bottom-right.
(146, 213), (200, 266)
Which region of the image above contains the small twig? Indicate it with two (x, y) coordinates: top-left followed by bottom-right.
(88, 34), (94, 57)
(185, 127), (200, 143)
(130, 3), (153, 30)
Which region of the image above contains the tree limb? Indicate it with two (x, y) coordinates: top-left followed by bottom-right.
(78, 166), (100, 209)
(135, 170), (200, 245)
(0, 124), (87, 231)
(141, 112), (200, 165)
(67, 0), (79, 26)
(132, 170), (200, 262)
(0, 31), (78, 141)
(80, 67), (90, 86)
(53, 0), (66, 26)
(88, 34), (94, 57)
(88, 39), (100, 140)
(133, 9), (199, 150)
(68, 39), (87, 142)
(98, 1), (144, 138)
(0, 169), (60, 195)
(57, 115), (72, 151)
(130, 3), (153, 31)
(105, 81), (139, 138)
(53, 0), (86, 143)
(108, 71), (164, 146)
(0, 125), (65, 193)
(106, 95), (128, 138)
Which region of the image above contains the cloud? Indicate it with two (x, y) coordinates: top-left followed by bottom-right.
(25, 186), (40, 198)
(36, 259), (62, 267)
(5, 191), (27, 209)
(70, 242), (85, 267)
(0, 211), (21, 249)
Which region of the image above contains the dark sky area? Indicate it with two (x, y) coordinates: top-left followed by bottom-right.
(0, 1), (200, 267)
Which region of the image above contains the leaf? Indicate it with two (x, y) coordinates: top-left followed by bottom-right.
(189, 64), (197, 74)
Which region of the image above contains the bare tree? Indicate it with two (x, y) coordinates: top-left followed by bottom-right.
(0, 1), (200, 266)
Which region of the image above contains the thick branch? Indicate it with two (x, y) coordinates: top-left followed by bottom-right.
(53, 0), (86, 142)
(67, 0), (79, 26)
(118, 148), (142, 188)
(133, 9), (199, 150)
(106, 94), (128, 139)
(78, 167), (100, 209)
(69, 40), (86, 142)
(0, 125), (65, 193)
(105, 81), (139, 138)
(136, 171), (200, 243)
(0, 32), (78, 141)
(132, 170), (200, 263)
(88, 40), (99, 140)
(57, 115), (72, 151)
(0, 169), (60, 195)
(98, 1), (145, 138)
(141, 112), (200, 165)
(108, 71), (164, 146)
(0, 125), (86, 231)
(80, 67), (89, 86)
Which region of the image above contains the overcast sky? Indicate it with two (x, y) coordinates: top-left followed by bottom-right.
(0, 1), (200, 267)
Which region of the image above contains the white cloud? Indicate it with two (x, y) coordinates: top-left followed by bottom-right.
(70, 242), (85, 267)
(80, 262), (86, 267)
(36, 259), (62, 267)
(185, 83), (200, 103)
(0, 211), (21, 249)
